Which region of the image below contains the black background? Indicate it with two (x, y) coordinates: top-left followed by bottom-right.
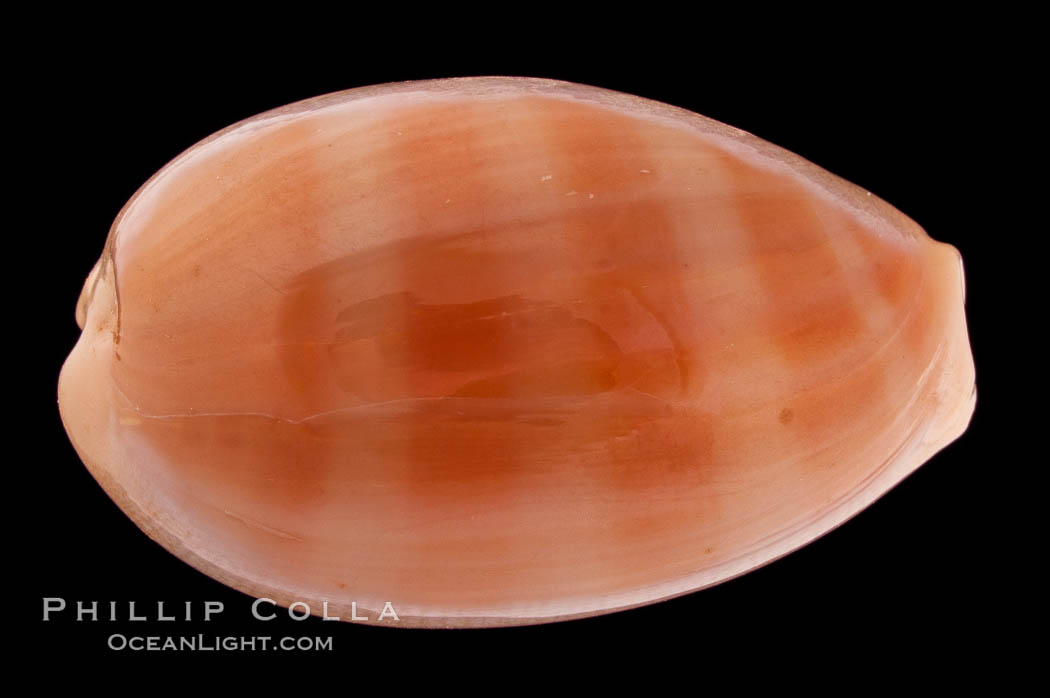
(21, 28), (1015, 672)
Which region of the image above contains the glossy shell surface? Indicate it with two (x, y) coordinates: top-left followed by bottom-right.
(59, 77), (976, 627)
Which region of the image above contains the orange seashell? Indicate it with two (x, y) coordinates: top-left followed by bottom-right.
(58, 77), (975, 627)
